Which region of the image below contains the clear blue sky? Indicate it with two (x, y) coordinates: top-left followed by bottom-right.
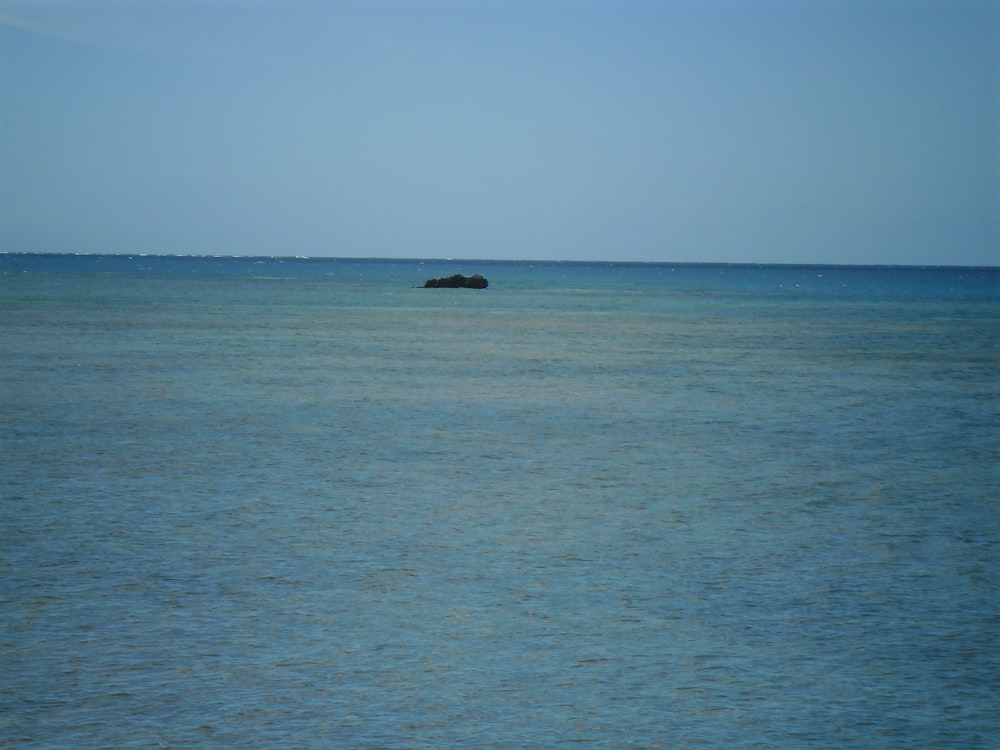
(1, 0), (997, 265)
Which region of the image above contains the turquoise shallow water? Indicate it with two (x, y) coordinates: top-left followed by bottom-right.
(2, 255), (998, 747)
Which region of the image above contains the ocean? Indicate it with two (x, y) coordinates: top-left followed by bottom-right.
(2, 253), (997, 748)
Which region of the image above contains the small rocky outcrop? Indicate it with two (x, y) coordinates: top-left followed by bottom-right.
(422, 274), (488, 289)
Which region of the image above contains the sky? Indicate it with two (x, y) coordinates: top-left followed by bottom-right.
(0, 0), (997, 265)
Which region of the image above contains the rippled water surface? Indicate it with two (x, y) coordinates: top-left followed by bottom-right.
(2, 256), (998, 747)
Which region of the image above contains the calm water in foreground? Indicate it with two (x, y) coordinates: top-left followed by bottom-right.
(2, 255), (998, 748)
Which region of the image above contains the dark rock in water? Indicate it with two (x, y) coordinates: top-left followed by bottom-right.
(422, 274), (488, 289)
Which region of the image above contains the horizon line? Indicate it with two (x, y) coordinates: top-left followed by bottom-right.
(1, 250), (998, 270)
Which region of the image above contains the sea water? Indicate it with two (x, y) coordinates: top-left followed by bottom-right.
(1, 254), (997, 748)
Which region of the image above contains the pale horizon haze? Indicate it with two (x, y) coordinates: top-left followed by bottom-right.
(1, 0), (997, 266)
